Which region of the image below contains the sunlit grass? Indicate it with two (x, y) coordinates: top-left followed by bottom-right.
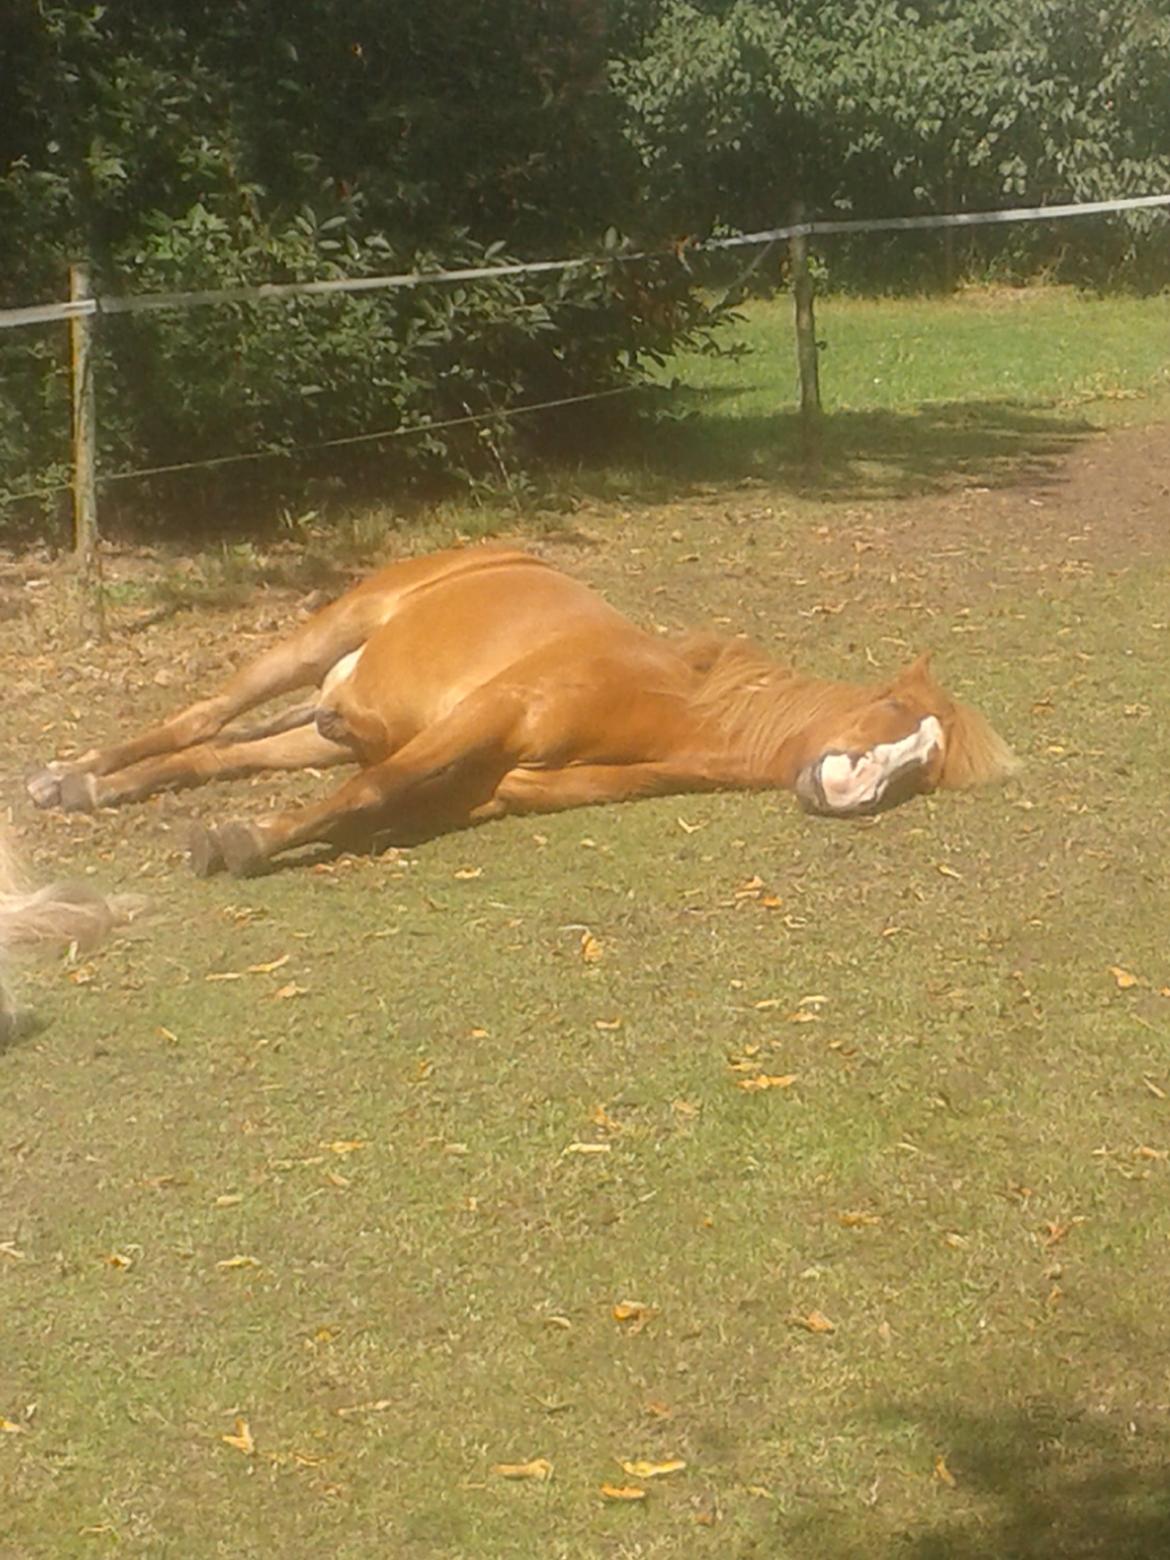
(669, 286), (1170, 419)
(2, 291), (1169, 1554)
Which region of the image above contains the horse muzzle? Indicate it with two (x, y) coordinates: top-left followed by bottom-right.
(796, 716), (944, 816)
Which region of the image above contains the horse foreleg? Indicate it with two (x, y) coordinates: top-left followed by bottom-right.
(200, 689), (526, 876)
(471, 757), (736, 821)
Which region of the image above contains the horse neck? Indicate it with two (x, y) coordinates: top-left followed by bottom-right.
(686, 641), (872, 783)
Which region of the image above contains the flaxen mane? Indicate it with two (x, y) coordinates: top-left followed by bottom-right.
(678, 634), (1019, 788)
(938, 700), (1021, 788)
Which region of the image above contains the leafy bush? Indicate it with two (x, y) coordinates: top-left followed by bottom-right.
(1, 0), (715, 537)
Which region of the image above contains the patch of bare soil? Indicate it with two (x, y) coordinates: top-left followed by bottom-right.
(833, 421), (1155, 593)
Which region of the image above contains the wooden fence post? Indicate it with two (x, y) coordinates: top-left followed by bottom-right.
(788, 202), (822, 463)
(69, 261), (105, 639)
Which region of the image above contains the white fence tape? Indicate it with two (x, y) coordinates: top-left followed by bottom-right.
(2, 191), (1168, 334)
(726, 190), (1170, 248)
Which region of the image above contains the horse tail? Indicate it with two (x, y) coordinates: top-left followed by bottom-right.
(940, 702), (1021, 789)
(0, 826), (145, 1036)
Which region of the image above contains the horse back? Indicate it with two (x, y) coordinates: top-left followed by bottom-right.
(330, 553), (667, 744)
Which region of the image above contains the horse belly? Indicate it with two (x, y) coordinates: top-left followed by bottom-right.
(342, 566), (642, 737)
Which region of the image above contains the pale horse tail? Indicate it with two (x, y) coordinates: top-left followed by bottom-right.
(0, 826), (146, 1039)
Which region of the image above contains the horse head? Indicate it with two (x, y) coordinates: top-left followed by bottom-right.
(793, 653), (1002, 816)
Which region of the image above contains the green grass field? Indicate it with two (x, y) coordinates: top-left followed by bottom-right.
(2, 288), (1170, 1557)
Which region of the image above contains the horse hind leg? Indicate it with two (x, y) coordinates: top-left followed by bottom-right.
(34, 726), (352, 883)
(26, 585), (401, 813)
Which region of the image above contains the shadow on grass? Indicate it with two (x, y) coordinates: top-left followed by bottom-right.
(785, 1399), (1170, 1560)
(86, 391), (1098, 543)
(561, 391), (1097, 507)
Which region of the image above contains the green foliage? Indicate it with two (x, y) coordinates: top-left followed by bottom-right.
(1, 0), (719, 534)
(612, 0), (1170, 288)
(3, 0), (1169, 535)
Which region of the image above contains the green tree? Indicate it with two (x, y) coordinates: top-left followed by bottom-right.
(611, 0), (1170, 284)
(0, 0), (710, 530)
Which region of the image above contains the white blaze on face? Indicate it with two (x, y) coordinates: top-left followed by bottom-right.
(813, 715), (943, 814)
(320, 647), (364, 697)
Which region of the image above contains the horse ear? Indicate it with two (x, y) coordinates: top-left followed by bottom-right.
(893, 651), (934, 690)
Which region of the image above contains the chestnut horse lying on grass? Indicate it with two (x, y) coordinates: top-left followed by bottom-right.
(0, 825), (141, 1042)
(27, 545), (1017, 877)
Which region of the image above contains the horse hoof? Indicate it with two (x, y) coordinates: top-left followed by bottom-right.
(187, 823), (225, 878)
(26, 767), (64, 810)
(216, 821), (266, 878)
(57, 771), (99, 813)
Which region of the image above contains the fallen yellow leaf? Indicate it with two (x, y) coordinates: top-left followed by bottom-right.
(620, 1458), (687, 1479)
(837, 1210), (881, 1228)
(222, 1418), (255, 1455)
(216, 1254), (260, 1270)
(1042, 1217), (1085, 1247)
(736, 1073), (798, 1092)
(246, 955), (290, 975)
(492, 1457), (552, 1481)
(793, 1310), (836, 1334)
(613, 1300), (658, 1328)
(580, 932), (604, 964)
(937, 863), (963, 880)
(934, 1453), (957, 1487)
(335, 1398), (393, 1417)
(563, 1141), (611, 1156)
(590, 1104), (621, 1134)
(594, 1016), (623, 1031)
(600, 1483), (647, 1501)
(1110, 965), (1139, 989)
(273, 981), (308, 1000)
(453, 866), (483, 880)
(320, 1139), (367, 1155)
(103, 1251), (133, 1269)
(0, 1418), (28, 1434)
